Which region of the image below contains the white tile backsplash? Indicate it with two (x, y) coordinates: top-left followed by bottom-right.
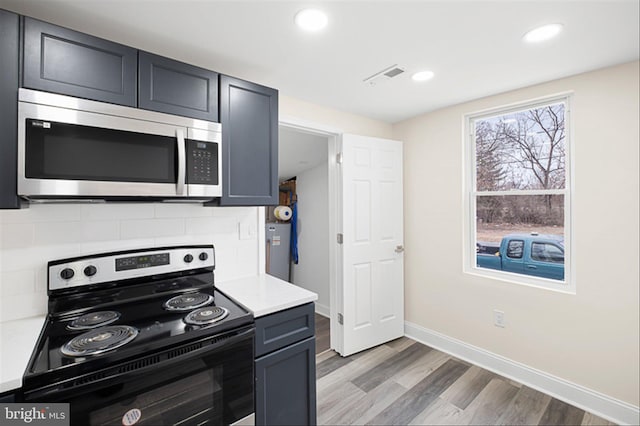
(33, 221), (83, 245)
(81, 203), (155, 221)
(0, 204), (82, 224)
(212, 207), (253, 217)
(1, 223), (35, 248)
(78, 238), (156, 255)
(154, 203), (214, 218)
(1, 244), (81, 272)
(0, 203), (261, 322)
(120, 218), (186, 239)
(0, 270), (36, 298)
(80, 221), (120, 241)
(185, 216), (238, 236)
(0, 292), (48, 322)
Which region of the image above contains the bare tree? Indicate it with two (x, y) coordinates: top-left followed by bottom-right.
(475, 120), (506, 191)
(500, 104), (566, 190)
(475, 103), (566, 226)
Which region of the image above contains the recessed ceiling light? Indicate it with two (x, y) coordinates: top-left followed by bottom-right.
(523, 23), (564, 43)
(295, 9), (328, 32)
(412, 71), (435, 82)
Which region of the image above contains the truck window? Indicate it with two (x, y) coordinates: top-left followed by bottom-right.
(506, 240), (524, 259)
(531, 242), (564, 263)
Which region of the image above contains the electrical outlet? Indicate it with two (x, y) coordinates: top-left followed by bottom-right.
(493, 310), (506, 328)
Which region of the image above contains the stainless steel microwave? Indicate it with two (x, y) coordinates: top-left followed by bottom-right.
(18, 89), (222, 202)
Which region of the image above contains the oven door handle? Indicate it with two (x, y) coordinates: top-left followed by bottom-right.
(24, 325), (255, 400)
(125, 325), (255, 378)
(114, 326), (255, 383)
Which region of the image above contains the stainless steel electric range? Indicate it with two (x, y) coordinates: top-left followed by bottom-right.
(21, 245), (254, 426)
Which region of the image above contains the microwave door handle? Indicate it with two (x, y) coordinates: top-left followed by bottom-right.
(176, 129), (186, 196)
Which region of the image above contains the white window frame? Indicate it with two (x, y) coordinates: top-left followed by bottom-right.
(463, 93), (575, 294)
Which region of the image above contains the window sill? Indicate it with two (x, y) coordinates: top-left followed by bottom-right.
(464, 266), (576, 295)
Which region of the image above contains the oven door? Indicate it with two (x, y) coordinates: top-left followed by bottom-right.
(25, 326), (254, 426)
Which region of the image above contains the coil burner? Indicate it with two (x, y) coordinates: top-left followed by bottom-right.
(61, 325), (138, 357)
(184, 307), (229, 326)
(67, 311), (120, 330)
(163, 293), (214, 311)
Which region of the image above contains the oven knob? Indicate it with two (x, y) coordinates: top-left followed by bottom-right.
(184, 254), (194, 263)
(199, 252), (208, 261)
(60, 268), (75, 280)
(84, 265), (97, 277)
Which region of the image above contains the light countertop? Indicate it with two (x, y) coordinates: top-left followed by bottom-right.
(217, 274), (318, 318)
(0, 315), (46, 394)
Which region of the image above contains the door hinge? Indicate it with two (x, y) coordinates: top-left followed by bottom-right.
(338, 313), (343, 325)
(337, 233), (343, 244)
(336, 152), (343, 164)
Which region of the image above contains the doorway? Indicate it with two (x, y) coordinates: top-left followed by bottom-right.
(274, 123), (338, 354)
(275, 120), (404, 357)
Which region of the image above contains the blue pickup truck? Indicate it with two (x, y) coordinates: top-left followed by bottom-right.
(476, 233), (564, 280)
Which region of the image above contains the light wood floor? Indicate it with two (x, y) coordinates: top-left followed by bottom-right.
(314, 331), (615, 425)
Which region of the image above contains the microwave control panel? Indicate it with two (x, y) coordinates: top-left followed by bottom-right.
(186, 139), (218, 185)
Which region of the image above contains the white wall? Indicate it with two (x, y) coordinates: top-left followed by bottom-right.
(290, 162), (330, 315)
(0, 203), (260, 322)
(280, 95), (393, 138)
(393, 61), (640, 407)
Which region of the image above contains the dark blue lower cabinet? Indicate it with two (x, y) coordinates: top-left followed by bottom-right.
(255, 336), (317, 426)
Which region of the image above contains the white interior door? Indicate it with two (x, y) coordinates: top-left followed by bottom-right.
(338, 133), (404, 356)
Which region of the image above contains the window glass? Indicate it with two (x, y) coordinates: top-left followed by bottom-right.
(531, 242), (564, 263)
(506, 240), (524, 259)
(467, 96), (571, 289)
(475, 104), (565, 192)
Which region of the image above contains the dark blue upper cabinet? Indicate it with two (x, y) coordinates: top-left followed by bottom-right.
(0, 9), (20, 209)
(138, 52), (219, 121)
(218, 75), (278, 206)
(22, 17), (137, 106)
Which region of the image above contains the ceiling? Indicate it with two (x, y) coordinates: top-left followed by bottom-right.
(278, 128), (328, 181)
(1, 1), (638, 123)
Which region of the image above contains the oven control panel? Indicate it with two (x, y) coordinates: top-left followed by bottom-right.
(49, 246), (215, 291)
(116, 253), (170, 271)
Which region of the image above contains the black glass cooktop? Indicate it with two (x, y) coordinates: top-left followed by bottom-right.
(23, 273), (252, 391)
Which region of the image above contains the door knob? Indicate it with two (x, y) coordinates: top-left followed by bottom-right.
(395, 245), (405, 253)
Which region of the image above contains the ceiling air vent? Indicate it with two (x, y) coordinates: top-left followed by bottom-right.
(363, 64), (405, 86)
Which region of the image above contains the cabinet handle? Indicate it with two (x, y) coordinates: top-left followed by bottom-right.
(395, 245), (405, 253)
(176, 129), (186, 196)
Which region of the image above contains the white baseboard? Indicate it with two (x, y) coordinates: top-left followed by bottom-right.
(314, 303), (330, 318)
(404, 321), (640, 426)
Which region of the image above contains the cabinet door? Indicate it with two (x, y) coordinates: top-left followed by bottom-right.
(255, 302), (315, 357)
(0, 9), (20, 209)
(139, 52), (218, 121)
(23, 17), (137, 106)
(255, 337), (317, 426)
(218, 75), (278, 206)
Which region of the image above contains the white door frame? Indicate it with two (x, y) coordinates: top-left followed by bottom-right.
(278, 115), (344, 354)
